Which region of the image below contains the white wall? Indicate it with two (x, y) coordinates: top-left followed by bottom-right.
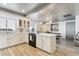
(29, 20), (38, 33)
(59, 21), (66, 39)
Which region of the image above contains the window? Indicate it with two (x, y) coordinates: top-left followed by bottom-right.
(51, 23), (59, 31)
(0, 18), (6, 29)
(0, 17), (16, 31)
(7, 19), (16, 31)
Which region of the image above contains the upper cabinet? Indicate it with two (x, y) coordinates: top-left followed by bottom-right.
(18, 19), (26, 28)
(16, 17), (30, 33)
(19, 20), (22, 27)
(24, 20), (26, 27)
(17, 19), (30, 28)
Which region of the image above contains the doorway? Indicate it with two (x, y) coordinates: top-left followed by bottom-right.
(66, 22), (75, 41)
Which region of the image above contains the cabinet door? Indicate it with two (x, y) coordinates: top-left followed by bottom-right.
(51, 36), (56, 52)
(42, 36), (51, 52)
(8, 34), (19, 46)
(8, 38), (14, 46)
(19, 33), (25, 43)
(25, 33), (29, 43)
(0, 36), (7, 49)
(8, 35), (17, 46)
(36, 35), (42, 48)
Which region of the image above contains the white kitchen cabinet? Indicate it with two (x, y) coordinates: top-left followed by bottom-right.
(0, 32), (28, 49)
(0, 35), (7, 49)
(18, 33), (27, 43)
(25, 33), (29, 43)
(7, 33), (26, 47)
(36, 34), (42, 49)
(42, 36), (51, 52)
(36, 33), (56, 53)
(7, 34), (18, 46)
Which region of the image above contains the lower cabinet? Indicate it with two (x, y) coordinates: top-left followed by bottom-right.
(0, 33), (27, 49)
(25, 33), (29, 43)
(8, 33), (26, 47)
(19, 33), (28, 43)
(8, 34), (19, 46)
(36, 33), (56, 53)
(42, 36), (51, 52)
(0, 36), (7, 49)
(36, 35), (42, 49)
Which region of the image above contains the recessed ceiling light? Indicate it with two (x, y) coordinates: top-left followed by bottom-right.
(3, 3), (7, 5)
(22, 10), (25, 12)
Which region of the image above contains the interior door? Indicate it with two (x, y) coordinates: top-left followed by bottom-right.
(66, 22), (75, 40)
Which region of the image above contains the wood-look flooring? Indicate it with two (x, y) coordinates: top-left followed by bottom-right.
(0, 43), (79, 56)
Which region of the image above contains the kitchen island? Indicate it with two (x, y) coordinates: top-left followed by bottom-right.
(36, 33), (56, 53)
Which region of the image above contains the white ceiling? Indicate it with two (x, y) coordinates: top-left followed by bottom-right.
(0, 3), (50, 15)
(51, 3), (75, 21)
(52, 3), (79, 21)
(27, 3), (76, 22)
(0, 3), (38, 14)
(0, 3), (79, 22)
(28, 3), (79, 22)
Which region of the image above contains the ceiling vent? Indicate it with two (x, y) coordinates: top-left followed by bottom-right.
(63, 14), (72, 17)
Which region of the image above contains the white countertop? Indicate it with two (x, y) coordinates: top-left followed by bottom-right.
(37, 33), (57, 36)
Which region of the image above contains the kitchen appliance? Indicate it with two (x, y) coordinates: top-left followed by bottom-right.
(29, 33), (36, 47)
